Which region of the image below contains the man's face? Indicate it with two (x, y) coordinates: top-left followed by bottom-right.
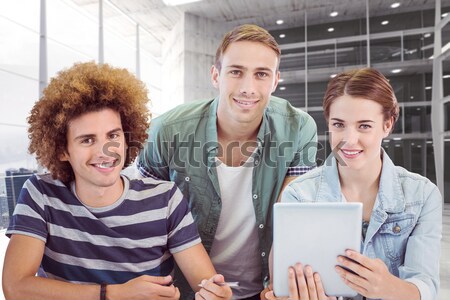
(212, 41), (280, 129)
(60, 108), (126, 195)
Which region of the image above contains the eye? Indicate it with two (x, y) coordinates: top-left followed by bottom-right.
(256, 72), (269, 78)
(359, 124), (372, 129)
(109, 133), (120, 140)
(332, 122), (344, 128)
(229, 70), (241, 76)
(81, 138), (94, 145)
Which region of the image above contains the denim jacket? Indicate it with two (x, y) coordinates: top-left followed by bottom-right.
(281, 149), (442, 300)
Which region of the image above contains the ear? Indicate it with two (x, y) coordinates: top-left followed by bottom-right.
(271, 70), (280, 93)
(211, 65), (220, 89)
(383, 117), (394, 137)
(59, 151), (69, 162)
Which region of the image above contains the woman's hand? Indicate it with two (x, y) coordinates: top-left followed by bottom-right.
(335, 250), (420, 300)
(265, 263), (336, 300)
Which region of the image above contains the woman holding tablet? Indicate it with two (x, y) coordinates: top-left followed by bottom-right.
(266, 68), (442, 300)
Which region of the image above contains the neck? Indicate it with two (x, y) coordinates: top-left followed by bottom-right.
(337, 157), (382, 200)
(74, 177), (124, 208)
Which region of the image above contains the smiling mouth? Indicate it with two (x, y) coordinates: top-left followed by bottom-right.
(92, 160), (118, 169)
(233, 98), (259, 106)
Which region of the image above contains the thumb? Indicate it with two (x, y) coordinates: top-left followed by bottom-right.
(211, 274), (225, 284)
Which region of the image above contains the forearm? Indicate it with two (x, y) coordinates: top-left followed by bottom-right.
(3, 276), (100, 300)
(384, 277), (420, 300)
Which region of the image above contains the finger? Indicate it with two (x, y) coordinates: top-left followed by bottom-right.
(199, 279), (230, 298)
(337, 256), (370, 280)
(293, 263), (308, 299)
(304, 266), (318, 300)
(164, 287), (180, 300)
(313, 273), (328, 300)
(152, 284), (179, 298)
(287, 267), (300, 300)
(195, 291), (206, 300)
(338, 274), (367, 296)
(142, 274), (173, 285)
(335, 266), (369, 291)
(344, 250), (374, 270)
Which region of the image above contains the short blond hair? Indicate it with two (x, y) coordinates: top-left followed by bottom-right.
(215, 24), (281, 71)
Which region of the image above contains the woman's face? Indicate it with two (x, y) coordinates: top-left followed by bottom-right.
(328, 95), (392, 171)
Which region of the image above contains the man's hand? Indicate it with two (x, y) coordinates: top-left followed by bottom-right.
(109, 275), (180, 300)
(195, 274), (232, 300)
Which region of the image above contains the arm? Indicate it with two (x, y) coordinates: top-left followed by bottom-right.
(2, 235), (180, 300)
(335, 185), (442, 300)
(173, 244), (232, 300)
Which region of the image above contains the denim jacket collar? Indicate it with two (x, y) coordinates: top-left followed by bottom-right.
(319, 148), (405, 214)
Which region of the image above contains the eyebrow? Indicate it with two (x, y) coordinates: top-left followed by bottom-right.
(225, 64), (273, 72)
(330, 118), (375, 123)
(74, 127), (122, 141)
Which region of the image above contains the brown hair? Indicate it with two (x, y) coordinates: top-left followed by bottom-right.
(28, 62), (150, 183)
(215, 24), (281, 71)
(323, 68), (399, 127)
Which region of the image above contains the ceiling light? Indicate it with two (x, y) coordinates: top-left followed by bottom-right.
(328, 27), (334, 32)
(424, 33), (431, 38)
(395, 144), (401, 147)
(279, 34), (286, 38)
(393, 137), (402, 140)
(425, 86), (432, 90)
(276, 19), (284, 25)
(162, 0), (202, 6)
(391, 69), (402, 74)
(279, 87), (286, 91)
(330, 11), (338, 17)
(330, 74), (337, 78)
(416, 108), (421, 111)
(410, 96), (414, 99)
(442, 13), (449, 18)
(390, 2), (401, 8)
(279, 78), (284, 82)
(381, 20), (389, 25)
(443, 74), (450, 79)
(383, 139), (390, 143)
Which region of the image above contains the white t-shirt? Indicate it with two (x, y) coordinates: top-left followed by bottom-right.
(209, 159), (262, 299)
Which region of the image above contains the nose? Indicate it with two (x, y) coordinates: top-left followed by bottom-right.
(343, 128), (359, 147)
(239, 74), (257, 96)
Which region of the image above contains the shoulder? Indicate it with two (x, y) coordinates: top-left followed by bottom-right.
(394, 166), (441, 201)
(266, 96), (314, 122)
(151, 99), (214, 129)
(128, 176), (178, 195)
(282, 166), (324, 202)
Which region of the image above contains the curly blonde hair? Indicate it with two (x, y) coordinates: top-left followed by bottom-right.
(28, 62), (150, 183)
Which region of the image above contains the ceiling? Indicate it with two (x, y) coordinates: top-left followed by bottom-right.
(72, 0), (450, 58)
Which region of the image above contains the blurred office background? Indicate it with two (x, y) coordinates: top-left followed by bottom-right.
(0, 0), (449, 299)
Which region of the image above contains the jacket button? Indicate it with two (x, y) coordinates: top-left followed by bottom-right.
(185, 176), (190, 182)
(393, 224), (401, 233)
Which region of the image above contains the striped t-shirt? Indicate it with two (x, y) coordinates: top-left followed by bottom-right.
(6, 173), (201, 284)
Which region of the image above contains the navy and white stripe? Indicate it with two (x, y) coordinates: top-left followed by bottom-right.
(6, 173), (201, 284)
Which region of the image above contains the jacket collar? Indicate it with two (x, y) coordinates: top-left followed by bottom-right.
(318, 148), (405, 213)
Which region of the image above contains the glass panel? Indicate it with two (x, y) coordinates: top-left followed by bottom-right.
(370, 10), (426, 33)
(308, 111), (327, 137)
(445, 140), (450, 203)
(273, 83), (305, 108)
(389, 73), (428, 103)
(336, 41), (367, 67)
(370, 37), (402, 64)
(103, 2), (136, 72)
(0, 0), (40, 30)
(403, 106), (431, 133)
(307, 44), (336, 69)
(0, 18), (39, 80)
(47, 0), (97, 77)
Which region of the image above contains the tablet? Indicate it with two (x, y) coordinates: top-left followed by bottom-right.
(273, 202), (362, 297)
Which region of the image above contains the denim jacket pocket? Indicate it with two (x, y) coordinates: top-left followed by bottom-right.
(172, 171), (208, 217)
(379, 214), (415, 263)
